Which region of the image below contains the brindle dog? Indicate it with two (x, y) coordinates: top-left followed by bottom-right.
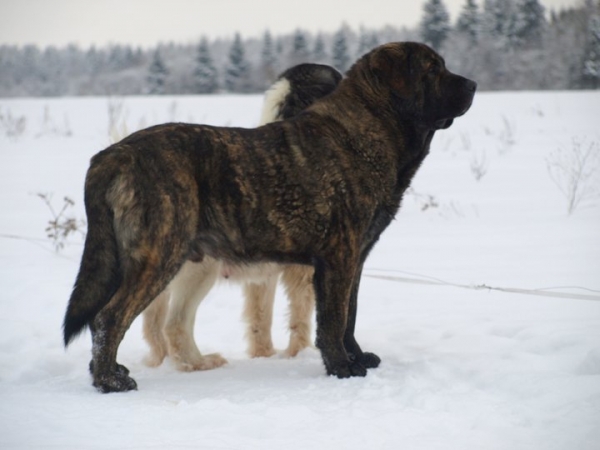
(63, 42), (476, 393)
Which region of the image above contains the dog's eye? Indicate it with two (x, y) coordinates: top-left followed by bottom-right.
(427, 63), (441, 75)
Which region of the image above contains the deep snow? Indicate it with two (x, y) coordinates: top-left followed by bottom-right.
(0, 91), (599, 450)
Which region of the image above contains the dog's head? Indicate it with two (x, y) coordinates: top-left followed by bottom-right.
(277, 63), (343, 119)
(260, 63), (342, 125)
(350, 42), (476, 130)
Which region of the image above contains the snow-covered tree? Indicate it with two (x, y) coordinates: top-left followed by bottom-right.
(146, 49), (168, 95)
(420, 0), (451, 50)
(332, 26), (351, 72)
(456, 0), (480, 43)
(0, 11), (598, 97)
(193, 38), (218, 94)
(513, 0), (546, 48)
(357, 27), (379, 57)
(482, 0), (517, 48)
(582, 12), (600, 87)
(107, 45), (137, 71)
(289, 29), (310, 66)
(313, 34), (328, 63)
(225, 33), (252, 93)
(260, 30), (278, 86)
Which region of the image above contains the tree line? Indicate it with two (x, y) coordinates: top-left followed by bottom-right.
(0, 0), (598, 97)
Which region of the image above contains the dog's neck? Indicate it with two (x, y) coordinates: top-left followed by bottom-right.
(302, 80), (435, 219)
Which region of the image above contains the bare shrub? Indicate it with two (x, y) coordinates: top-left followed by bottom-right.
(546, 138), (600, 214)
(0, 107), (26, 140)
(406, 187), (439, 211)
(470, 149), (489, 182)
(36, 105), (72, 137)
(498, 115), (516, 154)
(37, 193), (86, 251)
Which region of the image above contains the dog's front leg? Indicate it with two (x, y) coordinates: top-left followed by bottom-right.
(313, 256), (367, 378)
(343, 261), (381, 370)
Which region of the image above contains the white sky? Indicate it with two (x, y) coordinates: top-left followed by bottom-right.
(0, 0), (581, 49)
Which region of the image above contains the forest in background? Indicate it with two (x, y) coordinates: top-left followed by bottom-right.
(1, 0), (599, 97)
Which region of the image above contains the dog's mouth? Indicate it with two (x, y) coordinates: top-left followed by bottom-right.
(436, 87), (476, 129)
(435, 118), (454, 129)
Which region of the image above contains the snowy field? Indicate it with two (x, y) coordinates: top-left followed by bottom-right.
(1, 91), (599, 450)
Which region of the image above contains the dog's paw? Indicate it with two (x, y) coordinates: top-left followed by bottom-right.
(358, 352), (381, 369)
(249, 347), (277, 358)
(143, 352), (166, 368)
(175, 353), (228, 372)
(247, 341), (277, 358)
(89, 360), (130, 376)
(93, 369), (137, 393)
(327, 360), (367, 378)
(284, 340), (312, 358)
(283, 345), (308, 358)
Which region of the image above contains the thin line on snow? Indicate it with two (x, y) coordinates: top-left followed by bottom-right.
(363, 269), (600, 302)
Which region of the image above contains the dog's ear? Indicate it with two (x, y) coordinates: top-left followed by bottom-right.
(368, 44), (412, 97)
(312, 65), (343, 88)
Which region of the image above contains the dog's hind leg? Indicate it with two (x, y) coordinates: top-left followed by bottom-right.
(281, 265), (315, 357)
(164, 260), (227, 371)
(90, 253), (186, 393)
(243, 276), (278, 358)
(86, 163), (203, 391)
(142, 290), (169, 367)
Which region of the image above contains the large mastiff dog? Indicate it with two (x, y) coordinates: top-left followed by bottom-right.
(63, 42), (476, 393)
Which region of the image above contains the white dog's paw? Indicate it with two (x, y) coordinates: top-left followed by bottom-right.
(143, 351), (166, 368)
(248, 344), (277, 358)
(174, 353), (228, 372)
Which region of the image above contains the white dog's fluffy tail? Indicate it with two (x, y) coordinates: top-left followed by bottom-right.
(259, 78), (292, 125)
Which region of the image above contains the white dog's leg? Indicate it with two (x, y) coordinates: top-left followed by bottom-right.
(243, 276), (278, 357)
(281, 265), (315, 357)
(164, 260), (228, 371)
(142, 290), (170, 367)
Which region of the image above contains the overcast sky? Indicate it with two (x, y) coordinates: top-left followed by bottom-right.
(0, 0), (581, 49)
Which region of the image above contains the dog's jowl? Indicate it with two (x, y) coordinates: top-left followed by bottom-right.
(63, 42), (476, 393)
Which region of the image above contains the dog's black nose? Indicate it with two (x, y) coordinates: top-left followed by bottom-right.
(466, 79), (477, 92)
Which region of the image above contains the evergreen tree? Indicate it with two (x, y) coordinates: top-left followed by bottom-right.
(289, 29), (310, 66)
(313, 34), (328, 63)
(225, 33), (251, 93)
(260, 30), (278, 86)
(1, 8), (598, 96)
(420, 0), (451, 50)
(193, 38), (218, 94)
(107, 45), (136, 71)
(456, 0), (480, 43)
(146, 49), (168, 95)
(513, 0), (546, 48)
(276, 37), (284, 59)
(357, 27), (379, 57)
(332, 26), (351, 72)
(582, 11), (600, 87)
(482, 0), (517, 48)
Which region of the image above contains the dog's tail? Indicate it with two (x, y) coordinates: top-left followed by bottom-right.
(259, 77), (292, 125)
(63, 154), (121, 346)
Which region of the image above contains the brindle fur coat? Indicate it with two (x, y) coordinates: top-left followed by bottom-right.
(63, 42), (476, 393)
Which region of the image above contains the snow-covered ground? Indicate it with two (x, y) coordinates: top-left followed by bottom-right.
(1, 91), (599, 450)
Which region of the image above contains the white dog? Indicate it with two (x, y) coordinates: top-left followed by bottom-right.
(142, 64), (343, 371)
